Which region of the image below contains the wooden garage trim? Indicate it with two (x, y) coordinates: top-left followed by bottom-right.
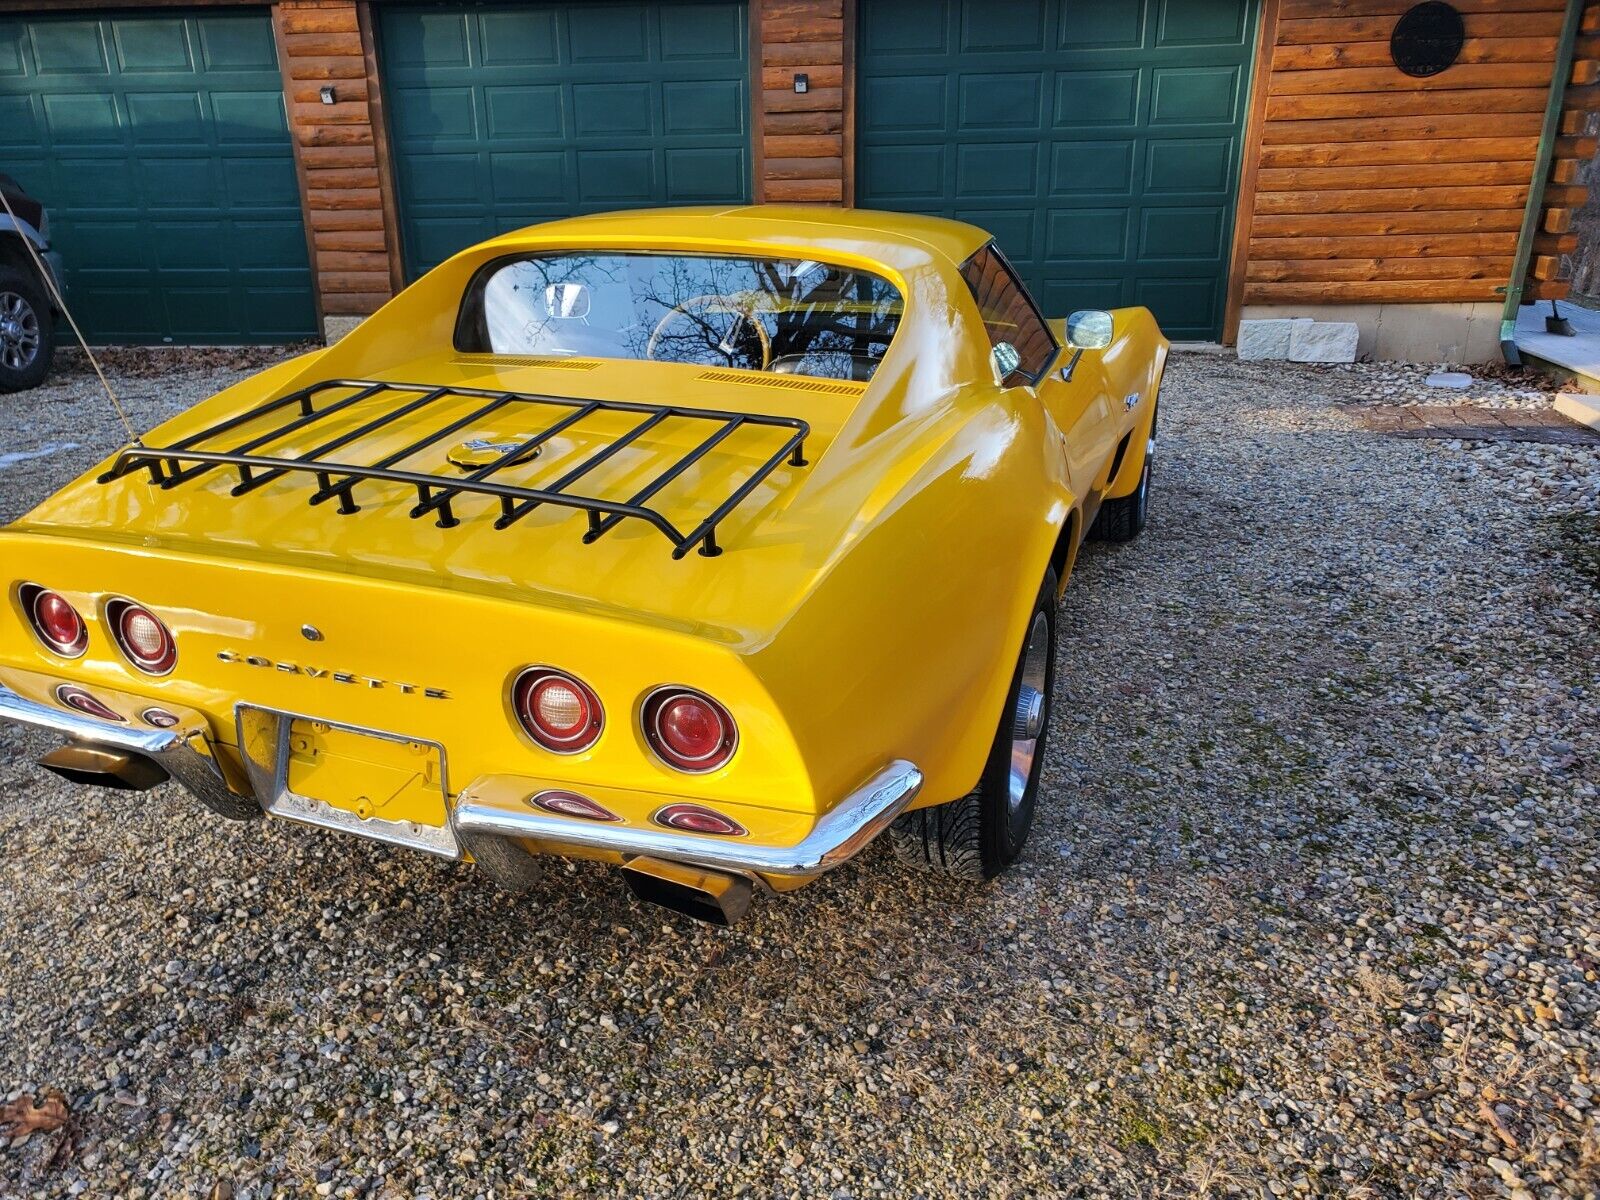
(1223, 0), (1282, 344)
(753, 0), (849, 204)
(272, 0), (399, 327)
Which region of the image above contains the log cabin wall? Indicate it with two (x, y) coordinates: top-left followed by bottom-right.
(1228, 0), (1600, 352)
(272, 0), (403, 337)
(752, 0), (853, 204)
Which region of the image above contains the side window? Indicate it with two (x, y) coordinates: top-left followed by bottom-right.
(959, 245), (1058, 384)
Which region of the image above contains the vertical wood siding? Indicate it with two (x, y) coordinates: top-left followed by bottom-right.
(1232, 0), (1600, 319)
(272, 0), (400, 319)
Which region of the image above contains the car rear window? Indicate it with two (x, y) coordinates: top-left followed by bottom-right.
(456, 252), (904, 383)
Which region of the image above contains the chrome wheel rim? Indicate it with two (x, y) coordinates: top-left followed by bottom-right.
(1007, 609), (1050, 813)
(0, 291), (40, 372)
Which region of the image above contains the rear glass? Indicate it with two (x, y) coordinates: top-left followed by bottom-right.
(457, 252), (905, 382)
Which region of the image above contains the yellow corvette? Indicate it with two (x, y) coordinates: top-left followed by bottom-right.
(0, 206), (1166, 925)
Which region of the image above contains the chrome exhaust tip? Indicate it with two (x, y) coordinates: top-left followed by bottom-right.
(621, 855), (753, 926)
(38, 743), (169, 791)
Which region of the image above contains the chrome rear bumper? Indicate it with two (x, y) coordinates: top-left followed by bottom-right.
(0, 678), (922, 881)
(0, 682), (243, 815)
(452, 760), (922, 878)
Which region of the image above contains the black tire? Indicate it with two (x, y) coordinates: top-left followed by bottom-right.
(1091, 408), (1156, 544)
(460, 832), (544, 895)
(888, 566), (1058, 880)
(0, 265), (54, 394)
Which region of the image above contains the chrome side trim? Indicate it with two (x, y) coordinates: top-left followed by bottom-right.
(452, 759), (922, 877)
(0, 682), (244, 815)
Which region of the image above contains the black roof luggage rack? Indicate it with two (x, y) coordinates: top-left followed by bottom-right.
(99, 379), (810, 558)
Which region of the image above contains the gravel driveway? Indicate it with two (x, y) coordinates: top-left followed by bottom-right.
(1, 349), (1596, 1199)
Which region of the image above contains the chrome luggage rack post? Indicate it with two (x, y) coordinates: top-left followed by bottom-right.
(98, 379), (810, 558)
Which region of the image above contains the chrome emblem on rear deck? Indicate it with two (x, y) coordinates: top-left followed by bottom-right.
(215, 650), (449, 699)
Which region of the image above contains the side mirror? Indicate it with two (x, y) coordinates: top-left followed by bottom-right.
(544, 282), (591, 320)
(1065, 309), (1114, 351)
(990, 341), (1025, 387)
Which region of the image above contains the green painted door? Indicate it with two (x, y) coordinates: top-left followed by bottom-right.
(0, 10), (314, 344)
(857, 0), (1256, 340)
(380, 1), (751, 279)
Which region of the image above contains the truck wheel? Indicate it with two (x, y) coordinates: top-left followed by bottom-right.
(1091, 408), (1156, 543)
(0, 267), (54, 394)
(888, 566), (1057, 880)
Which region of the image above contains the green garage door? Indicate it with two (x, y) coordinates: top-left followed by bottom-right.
(0, 11), (314, 343)
(857, 0), (1256, 340)
(380, 1), (751, 278)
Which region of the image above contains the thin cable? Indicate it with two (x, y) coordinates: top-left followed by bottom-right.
(0, 185), (140, 445)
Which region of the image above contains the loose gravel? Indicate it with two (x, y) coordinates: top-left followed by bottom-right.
(1, 348), (1596, 1199)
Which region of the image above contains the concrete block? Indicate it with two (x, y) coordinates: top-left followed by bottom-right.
(322, 315), (363, 344)
(1236, 317), (1309, 361)
(1555, 391), (1600, 431)
(1288, 320), (1360, 363)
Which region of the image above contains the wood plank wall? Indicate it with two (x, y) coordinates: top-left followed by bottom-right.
(1231, 0), (1600, 325)
(753, 0), (853, 203)
(272, 0), (401, 326)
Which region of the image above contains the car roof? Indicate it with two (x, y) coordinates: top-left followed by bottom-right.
(476, 204), (991, 274)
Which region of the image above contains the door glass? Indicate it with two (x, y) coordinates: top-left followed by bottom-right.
(959, 244), (1058, 384)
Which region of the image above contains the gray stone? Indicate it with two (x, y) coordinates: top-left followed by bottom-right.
(1289, 320), (1360, 363)
(1237, 318), (1310, 361)
(1425, 371), (1474, 389)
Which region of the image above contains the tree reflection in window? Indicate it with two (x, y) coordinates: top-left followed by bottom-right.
(459, 252), (904, 383)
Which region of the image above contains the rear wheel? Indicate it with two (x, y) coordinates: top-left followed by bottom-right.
(1091, 408), (1156, 543)
(0, 266), (53, 394)
(888, 567), (1057, 880)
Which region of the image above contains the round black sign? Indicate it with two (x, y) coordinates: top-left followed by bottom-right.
(1391, 2), (1465, 77)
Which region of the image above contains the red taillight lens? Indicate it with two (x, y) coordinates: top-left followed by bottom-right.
(653, 802), (746, 836)
(642, 688), (737, 772)
(527, 789), (621, 822)
(513, 668), (603, 753)
(140, 707), (180, 729)
(55, 685), (125, 724)
(21, 585), (87, 657)
(106, 600), (176, 675)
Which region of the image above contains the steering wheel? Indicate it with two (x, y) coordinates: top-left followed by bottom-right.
(646, 294), (772, 370)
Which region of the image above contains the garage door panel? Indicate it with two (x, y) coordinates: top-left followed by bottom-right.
(194, 16), (277, 69)
(666, 147), (746, 199)
(0, 25), (24, 75)
(859, 0), (1253, 340)
(31, 23), (108, 74)
(479, 10), (559, 64)
(485, 86), (565, 138)
(2, 10), (314, 342)
(382, 1), (749, 278)
(660, 4), (745, 60)
(568, 5), (651, 62)
(958, 74), (1042, 130)
(664, 79), (744, 134)
(43, 93), (123, 144)
(126, 93), (207, 143)
(1146, 137), (1231, 194)
(961, 0), (1047, 53)
(113, 20), (193, 72)
(1156, 0), (1248, 46)
(572, 83), (655, 137)
(1038, 276), (1124, 316)
(1149, 65), (1239, 125)
(0, 95), (37, 142)
(1050, 142), (1135, 195)
(491, 152), (569, 204)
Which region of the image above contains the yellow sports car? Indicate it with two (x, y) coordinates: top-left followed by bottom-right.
(0, 206), (1166, 925)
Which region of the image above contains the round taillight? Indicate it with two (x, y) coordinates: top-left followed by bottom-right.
(55, 685), (125, 724)
(527, 789), (620, 822)
(642, 688), (736, 773)
(512, 668), (603, 753)
(21, 585), (87, 658)
(141, 707), (180, 729)
(653, 802), (746, 837)
(107, 600), (176, 675)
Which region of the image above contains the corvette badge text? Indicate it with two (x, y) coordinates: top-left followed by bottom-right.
(215, 650), (449, 699)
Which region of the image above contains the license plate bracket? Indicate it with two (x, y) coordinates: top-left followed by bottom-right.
(235, 705), (457, 858)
